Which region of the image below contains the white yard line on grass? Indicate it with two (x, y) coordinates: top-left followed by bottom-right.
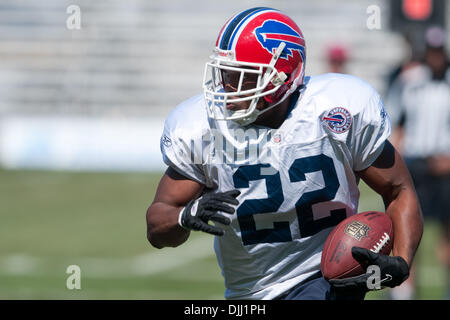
(0, 254), (40, 275)
(0, 235), (215, 277)
(1, 239), (446, 289)
(79, 236), (215, 277)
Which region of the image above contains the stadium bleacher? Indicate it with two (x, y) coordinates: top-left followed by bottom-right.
(0, 0), (448, 171)
(2, 0), (447, 118)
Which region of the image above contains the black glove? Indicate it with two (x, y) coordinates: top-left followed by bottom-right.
(329, 247), (410, 292)
(178, 190), (240, 236)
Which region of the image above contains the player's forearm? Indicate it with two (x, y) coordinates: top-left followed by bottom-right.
(146, 202), (190, 249)
(384, 187), (423, 267)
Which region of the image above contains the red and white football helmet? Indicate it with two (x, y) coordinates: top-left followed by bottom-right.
(203, 7), (306, 126)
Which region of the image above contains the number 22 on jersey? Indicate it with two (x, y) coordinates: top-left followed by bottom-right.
(232, 154), (347, 245)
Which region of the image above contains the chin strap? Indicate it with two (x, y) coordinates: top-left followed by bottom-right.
(230, 109), (260, 126)
(232, 85), (303, 127)
(230, 97), (284, 126)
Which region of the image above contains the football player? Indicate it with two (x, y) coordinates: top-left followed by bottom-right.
(146, 7), (423, 300)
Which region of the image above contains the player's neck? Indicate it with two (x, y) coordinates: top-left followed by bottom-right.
(252, 97), (292, 129)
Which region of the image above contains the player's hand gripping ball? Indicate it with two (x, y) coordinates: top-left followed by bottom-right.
(321, 211), (394, 280)
(321, 211), (410, 292)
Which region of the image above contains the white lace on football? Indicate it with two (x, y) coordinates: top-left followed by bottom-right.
(370, 232), (390, 253)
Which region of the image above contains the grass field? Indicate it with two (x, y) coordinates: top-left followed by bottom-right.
(0, 169), (446, 299)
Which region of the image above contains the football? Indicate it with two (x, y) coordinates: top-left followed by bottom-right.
(321, 211), (394, 280)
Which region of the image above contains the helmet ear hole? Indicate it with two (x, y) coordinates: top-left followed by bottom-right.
(283, 73), (291, 83)
(263, 72), (290, 104)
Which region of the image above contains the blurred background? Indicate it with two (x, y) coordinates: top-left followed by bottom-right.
(0, 0), (448, 299)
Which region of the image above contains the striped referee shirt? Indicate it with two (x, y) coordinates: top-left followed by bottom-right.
(387, 65), (450, 158)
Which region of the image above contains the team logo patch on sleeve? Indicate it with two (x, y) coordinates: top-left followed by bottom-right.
(322, 107), (352, 133)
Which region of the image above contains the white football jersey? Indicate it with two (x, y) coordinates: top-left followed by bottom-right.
(160, 73), (391, 300)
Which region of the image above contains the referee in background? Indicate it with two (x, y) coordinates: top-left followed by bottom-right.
(386, 26), (450, 300)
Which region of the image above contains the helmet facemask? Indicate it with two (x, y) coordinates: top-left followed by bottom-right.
(203, 43), (288, 126)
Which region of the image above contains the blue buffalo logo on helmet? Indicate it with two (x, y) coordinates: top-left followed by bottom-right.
(255, 20), (306, 61)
